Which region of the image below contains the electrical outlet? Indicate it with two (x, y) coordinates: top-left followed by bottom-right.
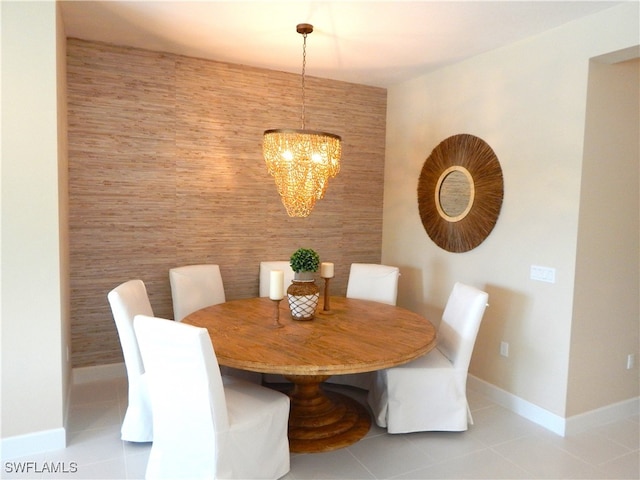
(500, 341), (509, 357)
(530, 265), (556, 283)
(627, 354), (635, 370)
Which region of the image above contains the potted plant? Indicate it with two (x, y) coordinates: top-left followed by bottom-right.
(290, 247), (320, 281)
(287, 247), (320, 321)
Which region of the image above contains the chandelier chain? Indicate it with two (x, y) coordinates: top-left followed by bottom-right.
(301, 32), (307, 129)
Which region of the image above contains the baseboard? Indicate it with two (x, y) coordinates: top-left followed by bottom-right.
(2, 365), (127, 458)
(72, 362), (126, 384)
(1, 428), (66, 460)
(565, 396), (639, 435)
(468, 375), (566, 435)
(468, 375), (639, 437)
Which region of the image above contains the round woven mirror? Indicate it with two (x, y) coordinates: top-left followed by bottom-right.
(417, 134), (503, 253)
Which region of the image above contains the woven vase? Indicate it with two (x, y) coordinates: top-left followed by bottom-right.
(287, 276), (320, 321)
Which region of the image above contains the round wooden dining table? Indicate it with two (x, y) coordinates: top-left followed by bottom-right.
(183, 296), (436, 453)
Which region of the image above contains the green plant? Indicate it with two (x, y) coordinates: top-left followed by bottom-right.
(290, 248), (320, 273)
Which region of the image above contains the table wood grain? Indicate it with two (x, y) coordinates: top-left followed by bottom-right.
(183, 296), (437, 452)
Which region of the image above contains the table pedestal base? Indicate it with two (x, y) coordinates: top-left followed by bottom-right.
(283, 374), (371, 453)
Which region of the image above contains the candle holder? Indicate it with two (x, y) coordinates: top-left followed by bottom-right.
(270, 298), (285, 328)
(319, 277), (334, 315)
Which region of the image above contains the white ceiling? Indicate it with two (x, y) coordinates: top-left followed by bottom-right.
(60, 1), (622, 88)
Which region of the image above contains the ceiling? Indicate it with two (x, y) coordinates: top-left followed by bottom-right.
(60, 1), (621, 88)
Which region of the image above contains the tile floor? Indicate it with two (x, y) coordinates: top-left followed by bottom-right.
(2, 377), (638, 479)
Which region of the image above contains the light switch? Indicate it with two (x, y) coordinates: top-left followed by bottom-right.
(530, 265), (556, 283)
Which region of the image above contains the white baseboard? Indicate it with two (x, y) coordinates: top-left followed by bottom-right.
(1, 428), (66, 460)
(2, 364), (128, 459)
(72, 362), (126, 384)
(468, 375), (639, 437)
(565, 396), (639, 435)
(468, 375), (567, 435)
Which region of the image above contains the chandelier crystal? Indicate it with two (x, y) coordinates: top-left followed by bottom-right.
(263, 24), (342, 218)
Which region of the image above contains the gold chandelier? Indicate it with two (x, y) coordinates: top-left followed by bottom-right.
(263, 23), (342, 218)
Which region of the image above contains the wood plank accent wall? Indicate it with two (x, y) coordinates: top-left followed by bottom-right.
(67, 39), (387, 368)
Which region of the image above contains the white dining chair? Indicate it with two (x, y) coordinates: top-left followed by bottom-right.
(169, 264), (226, 322)
(259, 261), (295, 297)
(170, 263), (262, 384)
(106, 279), (154, 442)
(346, 263), (400, 306)
(134, 315), (290, 480)
(368, 282), (488, 433)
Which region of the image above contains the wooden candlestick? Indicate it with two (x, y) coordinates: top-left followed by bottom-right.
(321, 277), (333, 314)
(271, 298), (284, 328)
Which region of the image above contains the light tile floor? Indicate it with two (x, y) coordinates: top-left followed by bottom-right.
(2, 377), (638, 479)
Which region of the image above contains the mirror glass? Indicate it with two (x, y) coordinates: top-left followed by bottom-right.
(439, 170), (472, 218)
(435, 166), (474, 222)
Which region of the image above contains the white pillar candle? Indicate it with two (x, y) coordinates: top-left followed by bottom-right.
(320, 262), (334, 278)
(269, 270), (284, 300)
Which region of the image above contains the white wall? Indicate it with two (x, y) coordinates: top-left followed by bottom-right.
(382, 3), (639, 418)
(57, 0), (72, 432)
(1, 1), (70, 455)
(568, 57), (639, 416)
